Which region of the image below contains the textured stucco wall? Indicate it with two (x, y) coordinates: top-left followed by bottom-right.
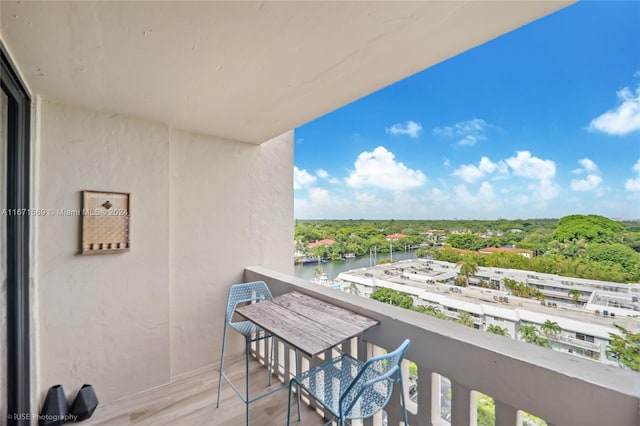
(33, 99), (294, 406)
(35, 100), (171, 404)
(169, 129), (293, 376)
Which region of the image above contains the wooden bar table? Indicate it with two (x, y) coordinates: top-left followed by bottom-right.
(235, 291), (379, 357)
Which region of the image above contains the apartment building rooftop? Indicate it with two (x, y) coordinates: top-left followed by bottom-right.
(336, 258), (640, 334)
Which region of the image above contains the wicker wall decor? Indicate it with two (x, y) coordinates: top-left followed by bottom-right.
(81, 190), (130, 254)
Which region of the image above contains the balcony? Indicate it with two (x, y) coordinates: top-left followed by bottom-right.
(80, 266), (638, 425)
(547, 334), (601, 352)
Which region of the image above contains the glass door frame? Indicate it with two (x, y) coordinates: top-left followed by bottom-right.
(1, 46), (31, 425)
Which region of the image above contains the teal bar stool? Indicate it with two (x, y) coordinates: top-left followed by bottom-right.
(287, 339), (411, 426)
(216, 281), (275, 425)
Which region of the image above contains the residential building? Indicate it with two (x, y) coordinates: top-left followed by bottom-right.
(307, 238), (335, 249)
(386, 233), (408, 241)
(336, 258), (640, 366)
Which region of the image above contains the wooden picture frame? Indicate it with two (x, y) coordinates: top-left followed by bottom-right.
(81, 190), (130, 254)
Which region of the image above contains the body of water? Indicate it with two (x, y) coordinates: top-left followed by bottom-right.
(293, 249), (418, 281)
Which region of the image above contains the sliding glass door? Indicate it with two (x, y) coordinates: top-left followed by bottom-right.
(1, 76), (7, 423)
(1, 47), (31, 426)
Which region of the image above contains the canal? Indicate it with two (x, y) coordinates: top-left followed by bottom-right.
(293, 249), (419, 281)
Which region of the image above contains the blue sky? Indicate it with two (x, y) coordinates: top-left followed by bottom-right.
(293, 2), (640, 220)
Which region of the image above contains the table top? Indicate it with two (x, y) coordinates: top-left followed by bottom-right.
(235, 291), (379, 356)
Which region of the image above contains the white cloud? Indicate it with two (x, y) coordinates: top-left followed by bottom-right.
(512, 194), (530, 206)
(589, 85), (640, 135)
(345, 146), (426, 191)
(570, 158), (605, 196)
(293, 166), (316, 190)
(434, 118), (489, 146)
(450, 151), (559, 207)
(458, 135), (481, 146)
(354, 192), (379, 203)
(453, 156), (507, 183)
(625, 159), (640, 191)
(479, 181), (496, 200)
(529, 179), (560, 201)
(452, 182), (499, 210)
(571, 174), (604, 192)
(308, 187), (330, 204)
(316, 168), (341, 185)
(572, 158), (598, 174)
(454, 184), (474, 204)
(454, 164), (485, 183)
(506, 151), (556, 180)
(386, 120), (423, 138)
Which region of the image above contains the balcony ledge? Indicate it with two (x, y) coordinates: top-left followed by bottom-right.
(246, 265), (640, 426)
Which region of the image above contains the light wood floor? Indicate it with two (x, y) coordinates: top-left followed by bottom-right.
(84, 355), (326, 426)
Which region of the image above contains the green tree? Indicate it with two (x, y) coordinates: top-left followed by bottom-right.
(568, 289), (581, 303)
(477, 393), (495, 426)
(454, 275), (468, 287)
(518, 324), (551, 348)
(414, 305), (448, 320)
(606, 324), (640, 371)
(458, 312), (475, 328)
(434, 248), (464, 264)
(447, 233), (486, 250)
(348, 282), (360, 296)
(552, 214), (624, 244)
(416, 246), (436, 258)
(585, 243), (640, 270)
(370, 288), (414, 309)
(518, 324), (537, 343)
(486, 324), (510, 337)
(540, 320), (561, 339)
(562, 238), (587, 258)
(457, 258), (479, 286)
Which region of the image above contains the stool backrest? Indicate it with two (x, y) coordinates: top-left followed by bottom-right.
(225, 281), (273, 323)
(340, 339), (411, 420)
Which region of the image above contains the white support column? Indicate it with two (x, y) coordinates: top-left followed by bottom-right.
(413, 368), (435, 426)
(451, 381), (474, 426)
(495, 400), (518, 426)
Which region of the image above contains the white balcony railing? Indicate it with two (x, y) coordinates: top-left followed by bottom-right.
(245, 266), (640, 426)
(547, 333), (601, 352)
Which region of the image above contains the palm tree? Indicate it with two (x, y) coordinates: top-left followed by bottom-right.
(415, 305), (447, 320)
(546, 239), (562, 255)
(313, 266), (323, 278)
(486, 324), (510, 337)
(563, 238), (587, 259)
(518, 324), (538, 343)
(541, 320), (562, 339)
(568, 289), (581, 304)
(518, 324), (551, 348)
(348, 282), (360, 296)
(457, 258), (479, 286)
(458, 312), (475, 328)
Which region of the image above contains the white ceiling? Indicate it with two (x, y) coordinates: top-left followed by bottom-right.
(0, 1), (573, 144)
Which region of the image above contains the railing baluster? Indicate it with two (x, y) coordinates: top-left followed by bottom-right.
(411, 367), (435, 426)
(495, 399), (518, 426)
(450, 381), (474, 426)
